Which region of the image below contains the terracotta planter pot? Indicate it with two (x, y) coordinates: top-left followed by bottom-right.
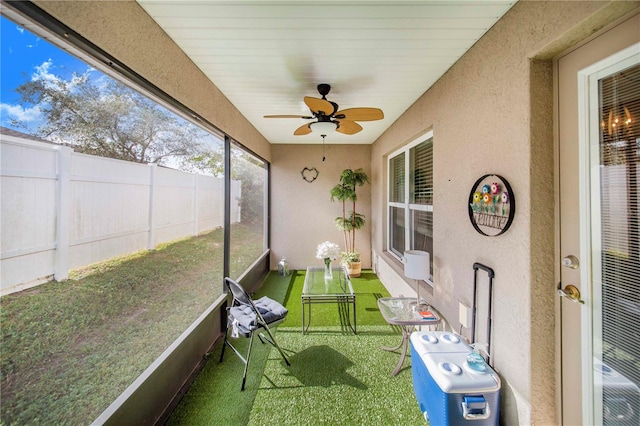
(346, 261), (361, 278)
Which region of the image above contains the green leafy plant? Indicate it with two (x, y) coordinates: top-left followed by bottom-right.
(341, 251), (361, 264)
(329, 168), (369, 263)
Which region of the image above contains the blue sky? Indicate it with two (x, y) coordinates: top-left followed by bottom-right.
(1, 15), (90, 131)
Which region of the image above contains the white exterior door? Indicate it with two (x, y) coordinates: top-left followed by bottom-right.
(557, 14), (640, 425)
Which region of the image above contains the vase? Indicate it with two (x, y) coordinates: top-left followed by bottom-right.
(323, 258), (332, 279)
(277, 257), (289, 276)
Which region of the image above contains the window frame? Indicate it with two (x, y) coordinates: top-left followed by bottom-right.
(387, 130), (434, 284)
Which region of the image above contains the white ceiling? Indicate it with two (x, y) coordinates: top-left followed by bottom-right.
(137, 0), (515, 144)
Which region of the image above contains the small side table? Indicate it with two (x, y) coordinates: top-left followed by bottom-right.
(377, 297), (441, 376)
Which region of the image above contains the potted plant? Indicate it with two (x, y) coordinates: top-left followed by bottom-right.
(330, 168), (369, 277)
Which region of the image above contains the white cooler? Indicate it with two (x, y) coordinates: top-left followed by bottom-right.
(410, 331), (501, 425)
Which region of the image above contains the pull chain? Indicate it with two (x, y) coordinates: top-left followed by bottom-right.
(321, 134), (326, 161)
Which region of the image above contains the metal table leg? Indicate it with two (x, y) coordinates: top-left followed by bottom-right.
(381, 325), (414, 376)
(302, 299), (311, 334)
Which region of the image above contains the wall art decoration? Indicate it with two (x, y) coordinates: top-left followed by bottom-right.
(301, 167), (319, 183)
(468, 174), (515, 236)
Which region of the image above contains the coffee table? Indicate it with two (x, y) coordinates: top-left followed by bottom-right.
(302, 266), (356, 334)
(377, 297), (441, 376)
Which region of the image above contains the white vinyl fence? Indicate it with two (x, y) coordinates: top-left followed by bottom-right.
(0, 134), (240, 295)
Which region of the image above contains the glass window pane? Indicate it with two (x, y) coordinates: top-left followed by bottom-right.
(410, 139), (433, 205)
(0, 15), (225, 424)
(411, 209), (433, 275)
(387, 134), (433, 268)
(411, 210), (433, 252)
(596, 64), (640, 426)
(389, 153), (405, 203)
(229, 143), (268, 279)
(389, 206), (405, 256)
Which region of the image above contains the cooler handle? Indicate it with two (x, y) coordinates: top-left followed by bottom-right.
(462, 395), (490, 420)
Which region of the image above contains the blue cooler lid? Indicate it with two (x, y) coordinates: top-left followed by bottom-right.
(410, 331), (472, 355)
(420, 352), (501, 393)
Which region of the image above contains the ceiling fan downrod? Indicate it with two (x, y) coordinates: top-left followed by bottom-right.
(317, 83), (331, 100)
(322, 134), (326, 162)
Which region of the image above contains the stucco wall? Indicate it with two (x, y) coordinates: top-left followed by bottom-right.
(270, 144), (372, 270)
(370, 1), (638, 425)
(32, 0), (271, 163)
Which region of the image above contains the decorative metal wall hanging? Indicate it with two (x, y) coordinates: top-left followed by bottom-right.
(301, 167), (319, 183)
(468, 174), (515, 236)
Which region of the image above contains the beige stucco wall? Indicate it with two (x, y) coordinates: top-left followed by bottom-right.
(370, 1), (639, 425)
(270, 144), (372, 270)
(32, 0), (271, 163)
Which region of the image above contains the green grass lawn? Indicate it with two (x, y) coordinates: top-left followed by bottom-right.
(1, 223), (263, 425)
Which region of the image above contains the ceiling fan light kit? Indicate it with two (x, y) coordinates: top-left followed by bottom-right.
(264, 83), (384, 137)
(310, 120), (338, 136)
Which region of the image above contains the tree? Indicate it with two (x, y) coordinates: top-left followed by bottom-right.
(12, 70), (207, 166)
(188, 146), (266, 227)
(186, 150), (225, 177)
(330, 168), (369, 263)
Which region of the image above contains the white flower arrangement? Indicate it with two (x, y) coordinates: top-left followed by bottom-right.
(315, 241), (340, 260)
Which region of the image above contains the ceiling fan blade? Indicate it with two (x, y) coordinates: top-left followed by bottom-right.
(264, 114), (313, 119)
(294, 123), (312, 135)
(304, 96), (336, 115)
(336, 119), (363, 135)
(335, 107), (384, 121)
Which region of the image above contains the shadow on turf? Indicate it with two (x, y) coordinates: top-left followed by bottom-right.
(266, 344), (367, 390)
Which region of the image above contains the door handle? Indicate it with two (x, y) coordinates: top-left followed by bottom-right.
(557, 284), (585, 304)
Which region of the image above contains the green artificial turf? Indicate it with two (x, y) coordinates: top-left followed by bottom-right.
(167, 270), (425, 425)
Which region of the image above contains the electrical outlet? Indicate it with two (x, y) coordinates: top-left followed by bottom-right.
(459, 302), (472, 328)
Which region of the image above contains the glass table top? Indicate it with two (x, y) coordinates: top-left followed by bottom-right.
(377, 297), (441, 326)
(303, 266), (354, 296)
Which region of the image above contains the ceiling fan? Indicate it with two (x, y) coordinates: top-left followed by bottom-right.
(264, 83), (384, 136)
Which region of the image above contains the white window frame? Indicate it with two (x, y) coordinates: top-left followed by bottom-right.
(387, 130), (434, 284)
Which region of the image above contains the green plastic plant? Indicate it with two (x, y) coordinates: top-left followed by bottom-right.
(341, 250), (361, 264)
(329, 168), (369, 263)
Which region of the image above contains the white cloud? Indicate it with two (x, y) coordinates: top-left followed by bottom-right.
(32, 59), (58, 83)
(0, 103), (43, 123)
(31, 59), (93, 92)
(15, 25), (24, 34)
